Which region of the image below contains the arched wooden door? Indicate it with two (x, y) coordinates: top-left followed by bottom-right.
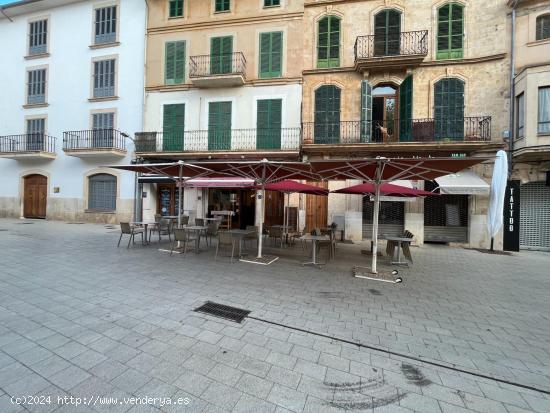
(24, 174), (47, 218)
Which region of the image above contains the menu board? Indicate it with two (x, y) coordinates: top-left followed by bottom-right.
(159, 188), (171, 216)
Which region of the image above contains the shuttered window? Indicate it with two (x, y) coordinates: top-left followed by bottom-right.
(29, 19), (48, 55)
(27, 118), (45, 135)
(516, 93), (525, 138)
(163, 104), (185, 151)
(437, 3), (464, 60)
(257, 99), (282, 149)
(210, 36), (233, 74)
(536, 14), (550, 41)
(208, 101), (232, 150)
(169, 0), (184, 18)
(374, 9), (401, 56)
(314, 85), (341, 143)
(93, 59), (116, 98)
(94, 6), (117, 45)
(259, 32), (282, 78)
(165, 41), (186, 85)
(27, 69), (46, 105)
(360, 81), (372, 142)
(264, 0), (280, 6)
(434, 78), (465, 140)
(215, 0), (230, 12)
(88, 174), (117, 211)
(317, 16), (340, 68)
(92, 113), (115, 147)
(539, 86), (550, 134)
(26, 118), (45, 151)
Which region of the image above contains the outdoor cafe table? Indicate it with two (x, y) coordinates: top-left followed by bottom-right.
(227, 229), (255, 259)
(384, 235), (412, 266)
(300, 234), (330, 266)
(183, 225), (209, 253)
(131, 221), (158, 244)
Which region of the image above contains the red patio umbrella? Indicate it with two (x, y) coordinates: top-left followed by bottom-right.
(312, 157), (489, 274)
(260, 180), (329, 243)
(331, 182), (436, 197)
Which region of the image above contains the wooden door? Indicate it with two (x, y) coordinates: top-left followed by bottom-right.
(264, 190), (284, 228)
(24, 174), (47, 218)
(305, 181), (328, 232)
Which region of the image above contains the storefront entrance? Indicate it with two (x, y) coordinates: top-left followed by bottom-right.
(362, 198), (404, 239)
(157, 184), (182, 216)
(23, 174), (47, 219)
(208, 189), (256, 229)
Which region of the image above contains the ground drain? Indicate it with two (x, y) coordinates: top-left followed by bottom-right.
(194, 301), (250, 323)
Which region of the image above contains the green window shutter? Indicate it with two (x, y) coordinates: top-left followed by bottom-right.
(374, 9), (401, 56)
(434, 78), (464, 140)
(317, 16), (340, 68)
(314, 85), (341, 143)
(165, 41), (185, 85)
(162, 104), (185, 151)
(208, 101), (232, 150)
(437, 3), (463, 60)
(398, 75), (413, 141)
(259, 32), (282, 78)
(169, 0), (184, 18)
(360, 81), (372, 142)
(257, 99), (282, 149)
(210, 36), (233, 74)
(215, 0), (230, 12)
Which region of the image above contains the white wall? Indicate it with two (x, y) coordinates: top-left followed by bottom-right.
(0, 0), (146, 219)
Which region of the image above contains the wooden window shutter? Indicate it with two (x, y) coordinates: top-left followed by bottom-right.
(259, 32), (282, 78)
(437, 3), (464, 60)
(317, 16), (340, 68)
(360, 80), (372, 142)
(257, 99), (282, 149)
(162, 104), (185, 151)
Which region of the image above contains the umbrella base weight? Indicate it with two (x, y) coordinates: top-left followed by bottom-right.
(352, 266), (403, 284)
(240, 255), (279, 265)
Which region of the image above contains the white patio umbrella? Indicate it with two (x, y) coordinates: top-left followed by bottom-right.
(487, 150), (508, 251)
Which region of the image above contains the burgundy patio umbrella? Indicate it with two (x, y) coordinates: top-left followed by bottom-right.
(331, 182), (436, 197)
(193, 159), (320, 264)
(312, 157), (489, 274)
(259, 180), (329, 243)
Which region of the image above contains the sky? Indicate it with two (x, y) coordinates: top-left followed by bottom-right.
(0, 0), (17, 5)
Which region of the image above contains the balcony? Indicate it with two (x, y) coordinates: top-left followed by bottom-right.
(189, 52), (246, 87)
(0, 134), (56, 159)
(63, 129), (127, 158)
(302, 117), (492, 155)
(354, 30), (428, 72)
(134, 128), (301, 159)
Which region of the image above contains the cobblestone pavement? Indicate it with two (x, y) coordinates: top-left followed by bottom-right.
(1, 218), (550, 413)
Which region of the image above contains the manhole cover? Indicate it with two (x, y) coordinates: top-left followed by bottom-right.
(194, 301), (250, 323)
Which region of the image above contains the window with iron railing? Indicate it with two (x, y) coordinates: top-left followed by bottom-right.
(29, 19), (48, 55)
(25, 118), (46, 151)
(27, 69), (46, 105)
(94, 5), (117, 45)
(93, 59), (116, 98)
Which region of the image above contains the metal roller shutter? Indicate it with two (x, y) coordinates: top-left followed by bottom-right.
(362, 199), (404, 239)
(520, 182), (550, 250)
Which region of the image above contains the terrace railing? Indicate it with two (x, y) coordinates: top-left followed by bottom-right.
(0, 134), (56, 153)
(63, 129), (126, 151)
(134, 128), (301, 153)
(354, 30), (428, 60)
(189, 52), (246, 78)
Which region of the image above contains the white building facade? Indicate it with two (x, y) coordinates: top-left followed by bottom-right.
(0, 0), (146, 223)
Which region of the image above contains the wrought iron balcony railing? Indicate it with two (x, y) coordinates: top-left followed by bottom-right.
(189, 52), (246, 78)
(302, 117), (491, 144)
(134, 128), (301, 153)
(0, 134), (56, 153)
(63, 129), (126, 151)
(354, 30), (428, 60)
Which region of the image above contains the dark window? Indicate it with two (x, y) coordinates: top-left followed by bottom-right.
(539, 86), (550, 134)
(437, 3), (463, 59)
(88, 174), (116, 211)
(536, 14), (550, 40)
(27, 69), (46, 105)
(374, 9), (401, 56)
(434, 78), (465, 140)
(169, 0), (184, 18)
(94, 6), (117, 45)
(215, 0), (230, 12)
(29, 19), (48, 55)
(264, 0), (280, 6)
(317, 16), (340, 68)
(93, 59), (116, 98)
(516, 93), (524, 138)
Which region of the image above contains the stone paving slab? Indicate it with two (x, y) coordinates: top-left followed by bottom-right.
(0, 218), (550, 412)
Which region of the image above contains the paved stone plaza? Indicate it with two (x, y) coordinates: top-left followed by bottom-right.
(1, 218), (550, 413)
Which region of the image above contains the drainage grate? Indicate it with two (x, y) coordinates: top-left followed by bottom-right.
(194, 301), (250, 323)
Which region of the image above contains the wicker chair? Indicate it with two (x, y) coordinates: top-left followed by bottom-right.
(170, 228), (197, 256)
(118, 222), (144, 248)
(150, 218), (172, 243)
(269, 226), (284, 247)
(205, 221), (220, 246)
(216, 231), (236, 262)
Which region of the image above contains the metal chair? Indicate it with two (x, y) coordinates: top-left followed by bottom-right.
(150, 218), (172, 243)
(118, 222), (144, 248)
(205, 221), (219, 246)
(269, 226), (284, 247)
(318, 229), (336, 260)
(170, 228), (196, 256)
(195, 218), (204, 226)
(215, 231), (236, 262)
(244, 225), (258, 249)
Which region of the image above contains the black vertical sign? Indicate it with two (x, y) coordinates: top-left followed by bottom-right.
(503, 180), (520, 252)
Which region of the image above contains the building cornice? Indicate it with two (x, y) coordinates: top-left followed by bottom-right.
(145, 77), (302, 92)
(304, 0), (370, 7)
(148, 12), (303, 34)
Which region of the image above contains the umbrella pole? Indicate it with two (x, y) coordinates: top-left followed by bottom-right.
(178, 163), (183, 229)
(284, 192), (290, 244)
(257, 185), (265, 258)
(371, 182), (381, 274)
